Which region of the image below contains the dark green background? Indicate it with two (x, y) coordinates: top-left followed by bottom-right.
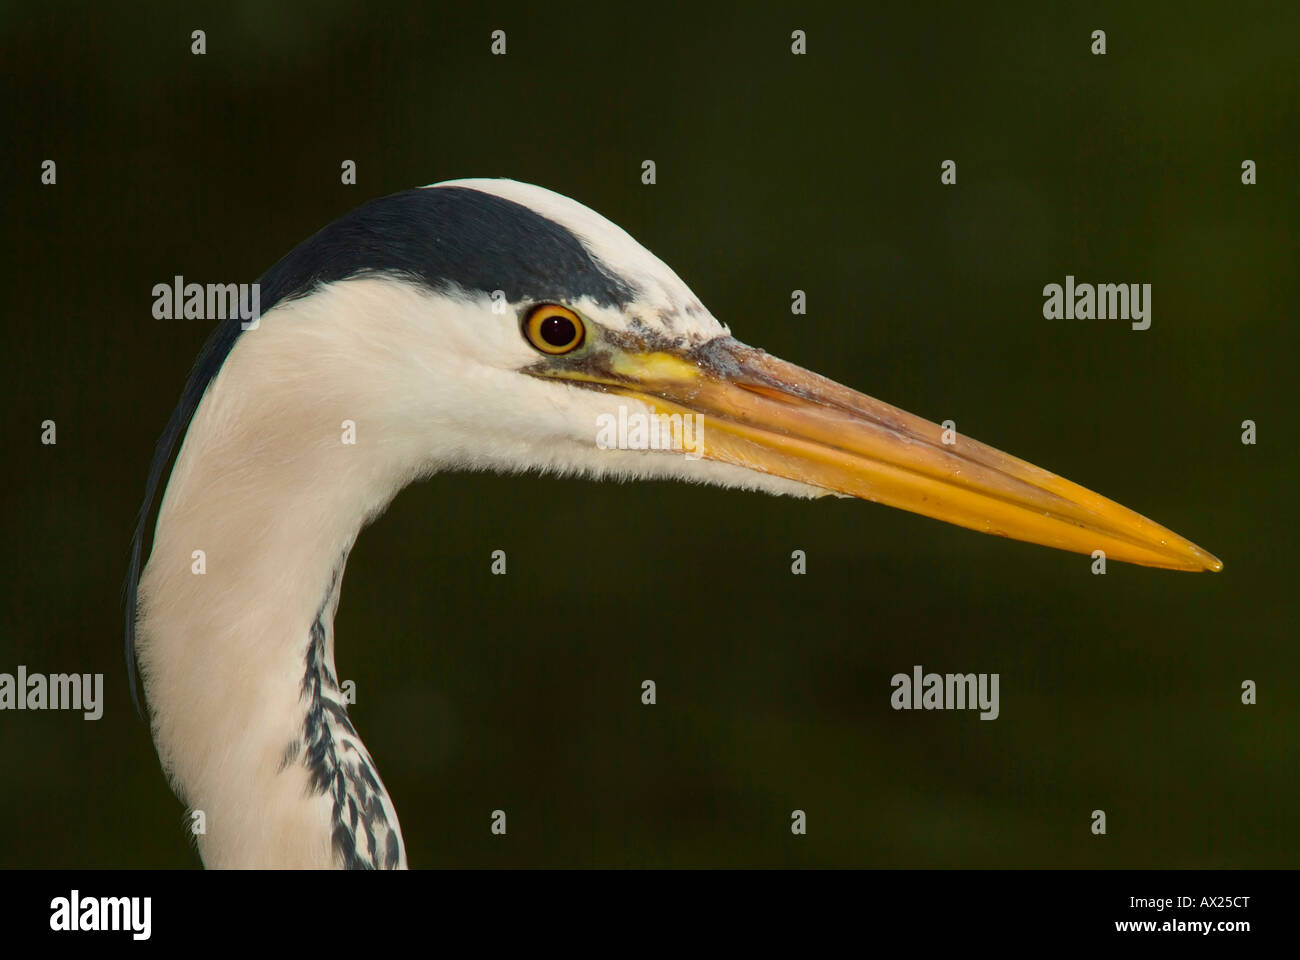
(2, 1), (1295, 867)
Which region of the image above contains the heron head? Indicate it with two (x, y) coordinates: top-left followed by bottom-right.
(340, 178), (1209, 573)
(224, 178), (1221, 572)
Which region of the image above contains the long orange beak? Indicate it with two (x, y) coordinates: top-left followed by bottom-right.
(537, 336), (1221, 572)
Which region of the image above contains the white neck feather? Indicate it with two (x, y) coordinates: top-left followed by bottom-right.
(135, 282), (439, 868)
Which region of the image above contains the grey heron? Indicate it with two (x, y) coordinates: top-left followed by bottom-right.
(126, 179), (1221, 869)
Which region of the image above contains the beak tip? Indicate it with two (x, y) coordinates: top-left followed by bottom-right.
(1180, 543), (1223, 573)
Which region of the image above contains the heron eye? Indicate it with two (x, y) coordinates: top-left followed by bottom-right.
(524, 304), (585, 355)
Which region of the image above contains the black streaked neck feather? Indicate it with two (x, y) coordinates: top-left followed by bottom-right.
(295, 559), (404, 869)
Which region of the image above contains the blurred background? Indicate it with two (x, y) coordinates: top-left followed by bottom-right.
(2, 1), (1296, 867)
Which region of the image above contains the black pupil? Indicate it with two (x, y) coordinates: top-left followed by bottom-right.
(540, 314), (577, 347)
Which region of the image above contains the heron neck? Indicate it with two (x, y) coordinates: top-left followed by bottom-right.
(136, 304), (420, 868)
